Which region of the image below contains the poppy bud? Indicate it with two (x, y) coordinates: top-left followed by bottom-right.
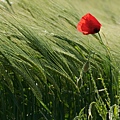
(83, 61), (90, 72)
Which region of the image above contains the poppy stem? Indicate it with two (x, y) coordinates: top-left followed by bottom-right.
(98, 32), (104, 45)
(98, 32), (111, 56)
(98, 32), (113, 106)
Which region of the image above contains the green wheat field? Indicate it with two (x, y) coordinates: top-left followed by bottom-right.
(0, 0), (120, 120)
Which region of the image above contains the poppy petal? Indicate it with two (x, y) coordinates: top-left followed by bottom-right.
(77, 13), (101, 35)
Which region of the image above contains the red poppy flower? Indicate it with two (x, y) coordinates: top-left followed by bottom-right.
(77, 13), (101, 35)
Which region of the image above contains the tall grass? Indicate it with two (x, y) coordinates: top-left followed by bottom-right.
(0, 0), (120, 119)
